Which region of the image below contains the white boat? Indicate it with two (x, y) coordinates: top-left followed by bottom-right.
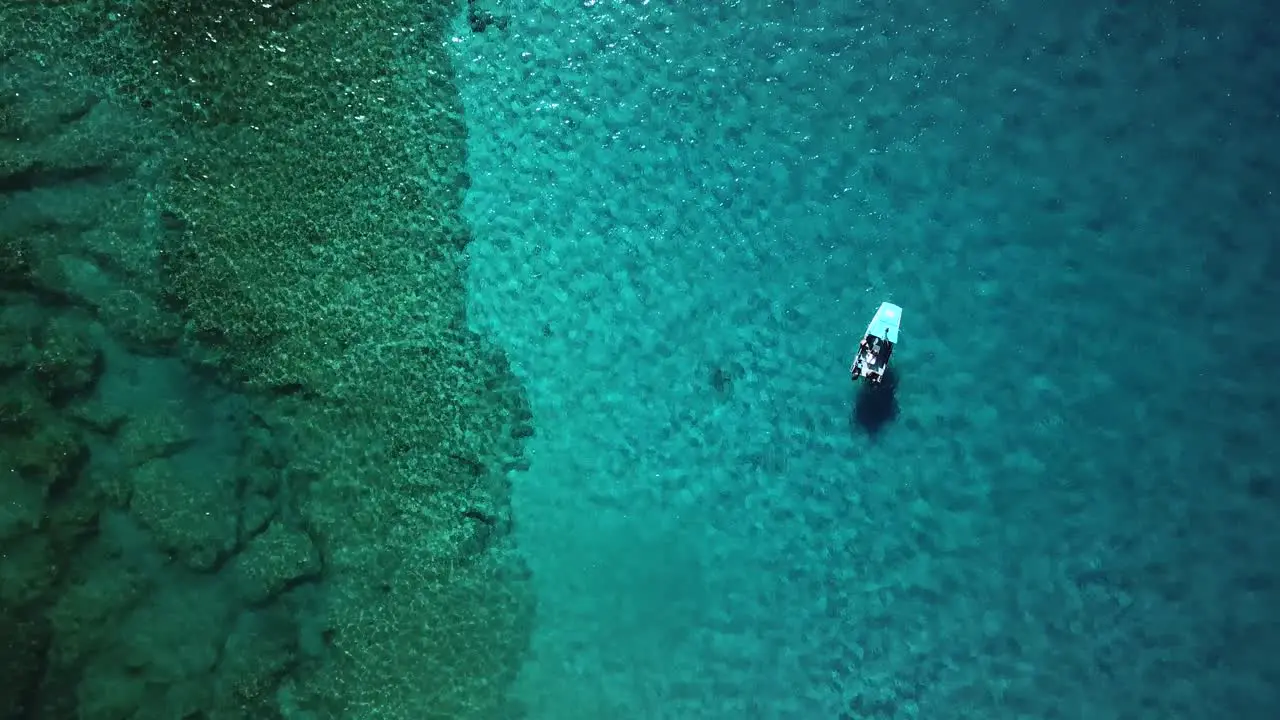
(850, 302), (901, 384)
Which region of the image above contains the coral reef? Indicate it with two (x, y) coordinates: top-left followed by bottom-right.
(0, 1), (535, 718)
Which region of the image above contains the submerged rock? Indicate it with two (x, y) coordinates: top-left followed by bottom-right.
(128, 458), (237, 571)
(231, 520), (322, 605)
(31, 314), (105, 403)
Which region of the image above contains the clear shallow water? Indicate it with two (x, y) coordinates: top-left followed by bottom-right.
(452, 0), (1280, 718)
(5, 1), (1273, 717)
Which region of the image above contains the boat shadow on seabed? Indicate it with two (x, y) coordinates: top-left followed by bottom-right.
(850, 366), (900, 437)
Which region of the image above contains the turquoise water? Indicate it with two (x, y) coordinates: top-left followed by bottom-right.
(3, 0), (1278, 717)
(454, 0), (1280, 717)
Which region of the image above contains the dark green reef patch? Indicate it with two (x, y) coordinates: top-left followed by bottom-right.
(0, 1), (535, 718)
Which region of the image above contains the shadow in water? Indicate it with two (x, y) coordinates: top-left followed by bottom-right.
(850, 367), (899, 437)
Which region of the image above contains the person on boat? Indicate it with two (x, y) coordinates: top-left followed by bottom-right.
(850, 303), (900, 384)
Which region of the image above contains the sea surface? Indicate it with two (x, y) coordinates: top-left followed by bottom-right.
(2, 1), (1277, 718)
(453, 0), (1280, 718)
